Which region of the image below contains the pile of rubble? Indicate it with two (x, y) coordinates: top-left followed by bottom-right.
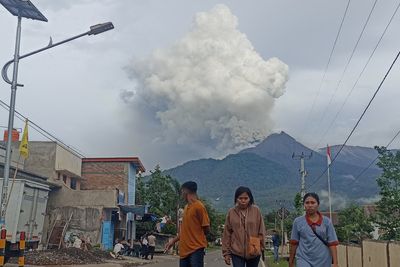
(9, 247), (113, 265)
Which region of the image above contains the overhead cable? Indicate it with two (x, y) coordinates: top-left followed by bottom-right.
(298, 0), (352, 142)
(314, 0), (400, 150)
(313, 0), (378, 146)
(0, 98), (86, 158)
(350, 128), (400, 186)
(309, 49), (400, 189)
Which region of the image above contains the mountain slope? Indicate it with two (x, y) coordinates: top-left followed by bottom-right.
(162, 132), (383, 211)
(165, 153), (294, 210)
(318, 145), (379, 169)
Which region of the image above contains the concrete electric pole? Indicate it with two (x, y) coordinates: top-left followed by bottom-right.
(276, 200), (288, 259)
(292, 152), (312, 198)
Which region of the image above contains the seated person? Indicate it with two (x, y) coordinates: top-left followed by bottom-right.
(132, 239), (142, 257)
(122, 239), (133, 256)
(110, 239), (125, 258)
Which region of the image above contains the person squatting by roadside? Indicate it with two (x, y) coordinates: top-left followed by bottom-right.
(110, 239), (125, 258)
(222, 186), (266, 267)
(289, 192), (339, 267)
(164, 181), (210, 267)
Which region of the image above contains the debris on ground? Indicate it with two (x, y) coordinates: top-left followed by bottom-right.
(8, 247), (113, 265)
(120, 262), (148, 267)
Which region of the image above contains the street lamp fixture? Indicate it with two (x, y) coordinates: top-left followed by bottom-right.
(89, 22), (114, 35)
(2, 22), (115, 85)
(0, 0), (114, 228)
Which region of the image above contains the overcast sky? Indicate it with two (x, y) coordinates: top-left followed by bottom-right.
(1, 0), (400, 171)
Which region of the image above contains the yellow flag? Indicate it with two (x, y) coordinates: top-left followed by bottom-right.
(19, 119), (29, 159)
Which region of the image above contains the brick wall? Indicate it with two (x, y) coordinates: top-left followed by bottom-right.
(81, 162), (128, 201)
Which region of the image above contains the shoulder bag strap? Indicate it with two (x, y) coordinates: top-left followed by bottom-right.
(310, 225), (329, 247)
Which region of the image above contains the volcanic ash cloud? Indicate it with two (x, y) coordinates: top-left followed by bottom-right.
(125, 4), (289, 152)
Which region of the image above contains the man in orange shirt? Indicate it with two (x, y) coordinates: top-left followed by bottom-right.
(165, 181), (210, 267)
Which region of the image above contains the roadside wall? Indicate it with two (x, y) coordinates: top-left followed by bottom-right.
(388, 242), (400, 267)
(42, 188), (117, 246)
(338, 240), (400, 267)
(347, 244), (362, 267)
(363, 240), (388, 267)
(48, 187), (117, 208)
(337, 245), (347, 267)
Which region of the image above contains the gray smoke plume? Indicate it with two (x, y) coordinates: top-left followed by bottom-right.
(124, 4), (289, 153)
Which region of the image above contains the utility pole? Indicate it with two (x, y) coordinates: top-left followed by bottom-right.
(327, 145), (333, 220)
(276, 200), (288, 259)
(292, 152), (312, 198)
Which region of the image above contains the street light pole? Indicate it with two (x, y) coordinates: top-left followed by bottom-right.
(0, 16), (22, 226)
(0, 19), (114, 227)
(2, 22), (115, 85)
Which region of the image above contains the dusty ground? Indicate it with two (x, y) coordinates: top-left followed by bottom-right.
(6, 247), (178, 266)
(8, 247), (113, 265)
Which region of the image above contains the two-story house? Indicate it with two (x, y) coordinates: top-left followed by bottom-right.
(81, 157), (145, 249)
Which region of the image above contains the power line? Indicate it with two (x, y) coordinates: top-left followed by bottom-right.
(350, 128), (400, 186)
(0, 100), (146, 192)
(298, 0), (351, 142)
(313, 0), (400, 150)
(314, 0), (378, 139)
(0, 98), (86, 158)
(309, 49), (400, 189)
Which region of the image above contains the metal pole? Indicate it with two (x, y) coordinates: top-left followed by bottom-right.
(2, 31), (89, 85)
(0, 16), (22, 227)
(292, 152), (312, 203)
(327, 164), (332, 220)
(300, 156), (305, 198)
(280, 217), (284, 258)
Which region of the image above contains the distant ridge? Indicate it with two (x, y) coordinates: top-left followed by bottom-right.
(163, 132), (383, 211)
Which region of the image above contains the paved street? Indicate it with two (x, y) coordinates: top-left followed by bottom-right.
(148, 250), (266, 267)
(149, 250), (224, 267)
(5, 250), (268, 267)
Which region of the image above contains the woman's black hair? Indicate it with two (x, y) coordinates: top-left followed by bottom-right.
(303, 192), (320, 205)
(234, 186), (254, 205)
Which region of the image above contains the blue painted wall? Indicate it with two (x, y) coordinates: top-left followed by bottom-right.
(101, 221), (113, 250)
(128, 163), (136, 205)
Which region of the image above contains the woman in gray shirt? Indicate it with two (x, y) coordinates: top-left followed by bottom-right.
(289, 192), (339, 267)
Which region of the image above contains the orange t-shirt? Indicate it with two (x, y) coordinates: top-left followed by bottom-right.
(179, 200), (210, 258)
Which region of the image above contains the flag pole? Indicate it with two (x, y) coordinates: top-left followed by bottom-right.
(327, 145), (332, 220)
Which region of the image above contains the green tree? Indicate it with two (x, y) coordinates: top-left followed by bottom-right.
(293, 192), (303, 216)
(202, 199), (225, 242)
(283, 193), (303, 239)
(336, 204), (373, 243)
(144, 165), (181, 223)
(135, 172), (146, 204)
(161, 222), (177, 235)
(136, 166), (181, 237)
(374, 146), (400, 240)
(264, 210), (278, 231)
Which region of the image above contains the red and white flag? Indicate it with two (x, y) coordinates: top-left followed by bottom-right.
(327, 145), (332, 166)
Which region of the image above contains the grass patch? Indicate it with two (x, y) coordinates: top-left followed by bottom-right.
(264, 250), (289, 267)
(265, 258), (289, 267)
